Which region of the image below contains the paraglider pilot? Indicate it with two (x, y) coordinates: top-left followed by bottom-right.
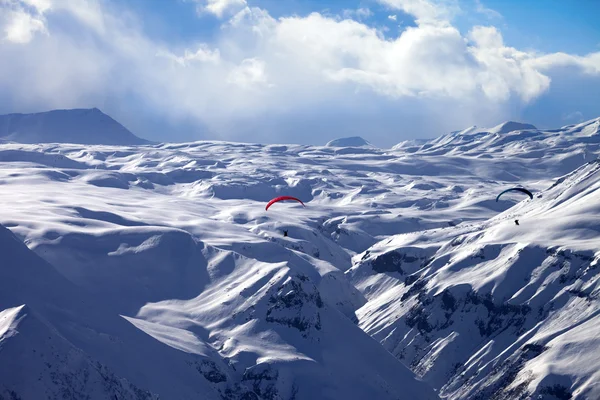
(283, 230), (288, 237)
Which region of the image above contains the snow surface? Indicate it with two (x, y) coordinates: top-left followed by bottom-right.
(1, 116), (600, 399)
(0, 108), (150, 145)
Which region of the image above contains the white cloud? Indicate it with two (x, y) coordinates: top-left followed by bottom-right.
(388, 15), (397, 21)
(377, 0), (460, 25)
(195, 0), (247, 18)
(228, 6), (276, 37)
(20, 0), (51, 13)
(0, 0), (599, 144)
(342, 8), (373, 20)
(3, 7), (46, 43)
(269, 14), (550, 102)
(1, 0), (49, 43)
(528, 52), (600, 75)
(468, 26), (550, 102)
(158, 45), (221, 66)
(227, 58), (271, 89)
(475, 0), (502, 20)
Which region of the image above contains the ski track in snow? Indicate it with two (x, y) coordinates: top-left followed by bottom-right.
(1, 117), (600, 399)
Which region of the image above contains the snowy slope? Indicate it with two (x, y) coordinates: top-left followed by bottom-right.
(0, 305), (160, 400)
(0, 215), (438, 399)
(0, 108), (150, 145)
(0, 146), (443, 397)
(398, 119), (600, 180)
(348, 159), (600, 399)
(0, 223), (234, 399)
(1, 116), (600, 399)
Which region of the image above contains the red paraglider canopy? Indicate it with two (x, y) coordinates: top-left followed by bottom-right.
(265, 196), (305, 211)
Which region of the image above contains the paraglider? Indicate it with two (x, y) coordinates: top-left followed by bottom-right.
(495, 188), (533, 202)
(265, 196), (305, 211)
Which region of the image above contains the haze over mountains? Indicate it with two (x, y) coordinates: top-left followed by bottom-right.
(1, 110), (600, 399)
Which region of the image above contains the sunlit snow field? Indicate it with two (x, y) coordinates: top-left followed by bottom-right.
(1, 118), (600, 399)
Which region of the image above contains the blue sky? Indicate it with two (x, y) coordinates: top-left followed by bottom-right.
(125, 0), (600, 54)
(0, 0), (599, 146)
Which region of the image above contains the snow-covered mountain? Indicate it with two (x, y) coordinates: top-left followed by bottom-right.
(348, 159), (600, 399)
(0, 108), (150, 145)
(1, 116), (600, 399)
(325, 136), (372, 147)
(400, 119), (599, 167)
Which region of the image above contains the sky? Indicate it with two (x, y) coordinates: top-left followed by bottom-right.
(0, 0), (599, 146)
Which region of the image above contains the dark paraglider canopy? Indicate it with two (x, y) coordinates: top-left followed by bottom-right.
(265, 196), (305, 211)
(495, 188), (533, 202)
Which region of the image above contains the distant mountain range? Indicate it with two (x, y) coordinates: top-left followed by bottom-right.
(0, 108), (150, 145)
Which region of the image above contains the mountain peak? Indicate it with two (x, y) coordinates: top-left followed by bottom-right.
(0, 108), (151, 145)
(326, 136), (372, 147)
(489, 121), (537, 134)
(0, 304), (28, 341)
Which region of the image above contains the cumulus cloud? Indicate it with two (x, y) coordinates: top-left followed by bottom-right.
(467, 26), (551, 102)
(268, 13), (551, 102)
(1, 0), (48, 43)
(529, 52), (600, 75)
(0, 0), (599, 145)
(195, 0), (247, 18)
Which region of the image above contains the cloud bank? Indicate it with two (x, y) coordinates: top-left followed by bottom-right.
(0, 0), (599, 145)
